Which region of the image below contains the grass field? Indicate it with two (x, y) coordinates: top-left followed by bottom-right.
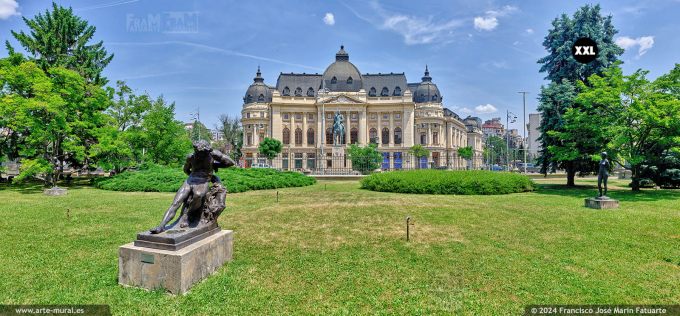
(0, 178), (678, 315)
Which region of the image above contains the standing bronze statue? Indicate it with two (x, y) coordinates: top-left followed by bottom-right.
(597, 152), (610, 199)
(149, 140), (235, 234)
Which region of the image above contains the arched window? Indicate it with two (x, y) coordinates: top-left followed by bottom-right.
(393, 87), (401, 96)
(432, 94), (438, 101)
(246, 95), (253, 103)
(307, 128), (315, 145)
(350, 128), (358, 144)
(420, 133), (426, 145)
(282, 128), (290, 145)
(294, 87), (302, 96)
(325, 128), (333, 144)
(258, 94), (265, 102)
(369, 128), (378, 144)
(283, 87), (290, 96)
(307, 87), (314, 96)
(381, 87), (389, 96)
(394, 127), (402, 145)
(347, 77), (353, 84)
(295, 128), (302, 145)
(331, 77), (337, 84)
(369, 87), (376, 97)
(382, 127), (390, 145)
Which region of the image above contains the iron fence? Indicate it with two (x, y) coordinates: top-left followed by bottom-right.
(241, 151), (472, 175)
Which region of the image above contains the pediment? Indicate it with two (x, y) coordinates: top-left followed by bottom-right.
(322, 95), (364, 104)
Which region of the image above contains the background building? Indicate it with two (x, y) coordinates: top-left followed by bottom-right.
(527, 113), (542, 162)
(241, 46), (483, 171)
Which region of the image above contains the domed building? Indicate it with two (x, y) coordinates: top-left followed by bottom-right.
(241, 46), (483, 171)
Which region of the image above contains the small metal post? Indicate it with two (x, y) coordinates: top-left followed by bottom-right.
(276, 191), (279, 202)
(406, 216), (413, 241)
(66, 208), (70, 220)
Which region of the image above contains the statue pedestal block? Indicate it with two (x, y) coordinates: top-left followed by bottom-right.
(43, 187), (67, 196)
(585, 197), (619, 209)
(118, 230), (233, 294)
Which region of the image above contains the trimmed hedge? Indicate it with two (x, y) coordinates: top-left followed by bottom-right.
(94, 164), (316, 193)
(361, 170), (535, 195)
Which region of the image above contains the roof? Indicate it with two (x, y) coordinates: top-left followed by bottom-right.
(363, 73), (407, 96)
(276, 73), (322, 95)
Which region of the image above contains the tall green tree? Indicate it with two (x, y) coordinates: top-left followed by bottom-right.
(142, 96), (192, 165)
(9, 2), (113, 85)
(484, 135), (508, 166)
(0, 57), (110, 185)
(568, 65), (680, 190)
(409, 144), (430, 169)
(537, 4), (623, 185)
(216, 114), (243, 161)
(189, 120), (213, 142)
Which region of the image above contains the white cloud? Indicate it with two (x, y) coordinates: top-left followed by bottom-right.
(615, 36), (655, 57)
(473, 5), (517, 31)
(459, 107), (474, 115)
(0, 0), (20, 19)
(323, 12), (335, 26)
(474, 16), (497, 31)
(525, 28), (534, 34)
(342, 1), (464, 45)
(475, 104), (498, 114)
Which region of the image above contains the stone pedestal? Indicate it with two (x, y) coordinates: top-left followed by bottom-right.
(585, 197), (619, 209)
(331, 146), (345, 169)
(118, 230), (233, 294)
(43, 187), (67, 196)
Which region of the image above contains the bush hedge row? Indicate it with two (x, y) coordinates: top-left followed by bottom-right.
(94, 164), (316, 193)
(361, 170), (535, 195)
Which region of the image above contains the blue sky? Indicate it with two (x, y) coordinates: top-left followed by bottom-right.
(1, 0), (678, 131)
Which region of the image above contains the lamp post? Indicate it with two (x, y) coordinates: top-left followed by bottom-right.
(518, 91), (529, 174)
(506, 109), (517, 172)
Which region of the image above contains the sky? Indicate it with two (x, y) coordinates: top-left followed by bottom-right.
(1, 0), (678, 132)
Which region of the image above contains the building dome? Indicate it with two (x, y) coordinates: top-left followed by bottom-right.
(413, 65), (442, 103)
(321, 46), (363, 92)
(243, 66), (272, 104)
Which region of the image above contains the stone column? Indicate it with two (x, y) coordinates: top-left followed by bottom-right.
(427, 123), (432, 146)
(359, 109), (367, 145)
(302, 112), (307, 148)
(389, 112), (394, 146)
(377, 112), (382, 146)
(345, 111), (351, 145)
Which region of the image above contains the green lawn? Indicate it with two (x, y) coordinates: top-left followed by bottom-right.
(0, 178), (678, 315)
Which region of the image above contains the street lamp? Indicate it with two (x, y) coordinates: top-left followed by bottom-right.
(506, 109), (517, 172)
(518, 91), (529, 174)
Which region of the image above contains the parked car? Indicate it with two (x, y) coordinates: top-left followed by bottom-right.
(516, 163), (540, 173)
(490, 164), (504, 171)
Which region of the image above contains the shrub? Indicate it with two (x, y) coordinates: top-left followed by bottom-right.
(361, 170), (535, 195)
(94, 164), (315, 193)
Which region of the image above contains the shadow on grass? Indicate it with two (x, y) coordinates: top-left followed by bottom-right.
(535, 183), (680, 202)
(0, 179), (94, 194)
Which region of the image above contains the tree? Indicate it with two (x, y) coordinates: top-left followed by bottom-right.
(9, 2), (113, 85)
(570, 65), (680, 190)
(189, 120), (212, 142)
(142, 96), (192, 165)
(258, 137), (282, 162)
(458, 146), (473, 169)
(216, 114), (243, 161)
(484, 135), (507, 166)
(0, 58), (110, 186)
(409, 144), (429, 169)
(347, 144), (382, 174)
(537, 4), (623, 186)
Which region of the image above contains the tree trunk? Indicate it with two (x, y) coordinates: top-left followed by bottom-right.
(631, 165), (641, 191)
(566, 164), (576, 187)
